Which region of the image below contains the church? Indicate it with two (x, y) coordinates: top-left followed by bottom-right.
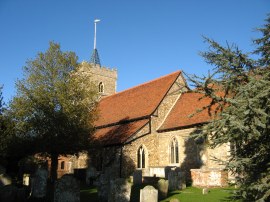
(55, 22), (230, 187)
(73, 59), (230, 187)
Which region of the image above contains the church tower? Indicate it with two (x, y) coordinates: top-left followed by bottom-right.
(79, 19), (117, 97)
(79, 62), (117, 96)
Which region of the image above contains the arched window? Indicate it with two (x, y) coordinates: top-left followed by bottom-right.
(170, 138), (179, 164)
(60, 161), (65, 170)
(137, 146), (146, 169)
(99, 82), (104, 93)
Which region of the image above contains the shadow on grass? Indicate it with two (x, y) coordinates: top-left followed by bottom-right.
(80, 184), (99, 202)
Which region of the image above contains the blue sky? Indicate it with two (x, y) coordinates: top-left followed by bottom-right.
(0, 0), (269, 103)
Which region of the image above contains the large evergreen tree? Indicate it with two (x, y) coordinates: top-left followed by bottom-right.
(189, 15), (270, 201)
(10, 42), (98, 182)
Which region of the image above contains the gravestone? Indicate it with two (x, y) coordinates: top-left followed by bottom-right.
(179, 171), (186, 189)
(0, 173), (12, 187)
(168, 170), (186, 191)
(140, 185), (158, 202)
(157, 179), (169, 199)
(133, 170), (142, 185)
(202, 188), (209, 194)
(23, 174), (30, 186)
(86, 166), (97, 185)
(96, 164), (120, 202)
(108, 178), (131, 202)
(54, 174), (80, 202)
(31, 168), (48, 198)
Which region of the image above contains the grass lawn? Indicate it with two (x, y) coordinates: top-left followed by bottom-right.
(160, 186), (238, 202)
(80, 185), (238, 202)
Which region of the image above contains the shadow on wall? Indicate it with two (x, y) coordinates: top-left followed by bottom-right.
(89, 117), (136, 178)
(179, 129), (204, 185)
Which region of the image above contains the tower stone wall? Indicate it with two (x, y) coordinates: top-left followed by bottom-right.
(79, 61), (118, 96)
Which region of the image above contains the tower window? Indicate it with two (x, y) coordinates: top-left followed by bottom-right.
(99, 82), (104, 93)
(170, 138), (179, 164)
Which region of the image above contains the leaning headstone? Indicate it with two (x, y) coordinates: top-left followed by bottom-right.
(133, 170), (142, 185)
(23, 174), (30, 186)
(108, 178), (131, 202)
(54, 174), (80, 202)
(170, 199), (180, 202)
(97, 173), (108, 202)
(0, 173), (12, 187)
(96, 164), (120, 202)
(0, 184), (18, 202)
(140, 185), (158, 202)
(86, 166), (97, 185)
(202, 188), (209, 195)
(179, 171), (186, 190)
(168, 170), (186, 191)
(31, 168), (48, 198)
(157, 179), (169, 199)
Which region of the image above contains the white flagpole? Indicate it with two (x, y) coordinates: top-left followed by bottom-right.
(94, 19), (100, 50)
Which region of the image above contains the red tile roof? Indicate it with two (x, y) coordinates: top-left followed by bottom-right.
(95, 71), (182, 127)
(158, 92), (217, 132)
(92, 119), (149, 146)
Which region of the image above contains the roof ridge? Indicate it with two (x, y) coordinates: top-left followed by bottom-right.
(100, 70), (182, 101)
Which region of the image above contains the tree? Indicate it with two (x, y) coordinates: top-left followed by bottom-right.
(189, 15), (270, 201)
(0, 86), (18, 171)
(0, 85), (7, 157)
(10, 42), (98, 182)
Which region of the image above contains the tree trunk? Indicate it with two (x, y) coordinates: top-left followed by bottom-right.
(51, 153), (58, 183)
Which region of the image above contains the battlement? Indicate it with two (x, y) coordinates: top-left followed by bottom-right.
(80, 61), (117, 79)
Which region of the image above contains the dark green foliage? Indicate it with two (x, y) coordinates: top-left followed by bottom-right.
(254, 14), (270, 66)
(189, 15), (270, 201)
(9, 42), (98, 181)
